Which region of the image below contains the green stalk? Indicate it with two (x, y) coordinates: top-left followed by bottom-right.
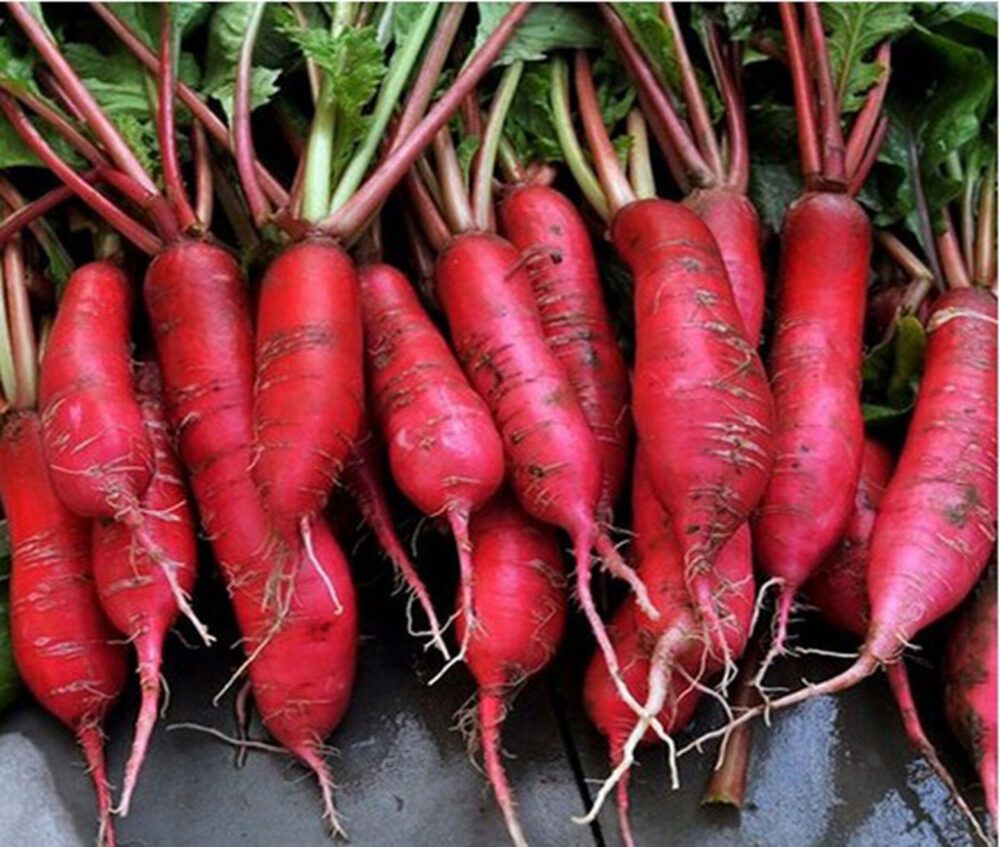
(550, 57), (609, 221)
(300, 2), (356, 221)
(329, 3), (438, 214)
(471, 61), (523, 230)
(0, 262), (16, 408)
(627, 109), (655, 199)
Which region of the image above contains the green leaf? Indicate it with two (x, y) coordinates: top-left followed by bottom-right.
(821, 3), (913, 112)
(723, 3), (761, 41)
(748, 160), (801, 232)
(506, 61), (562, 163)
(857, 103), (919, 236)
(862, 314), (927, 424)
(917, 2), (997, 36)
(456, 135), (480, 184)
(475, 3), (602, 65)
(202, 3), (296, 121)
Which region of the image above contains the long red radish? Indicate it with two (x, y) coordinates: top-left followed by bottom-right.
(91, 360), (198, 815)
(497, 185), (631, 514)
(578, 454), (754, 843)
(342, 428), (449, 658)
(253, 238), (364, 542)
(434, 230), (656, 712)
(454, 493), (567, 847)
(945, 574), (998, 828)
(712, 439), (984, 831)
(0, 412), (127, 847)
(145, 240), (358, 828)
(750, 5), (887, 657)
(38, 261), (152, 517)
(613, 199), (773, 666)
(359, 261), (504, 666)
(686, 287), (998, 756)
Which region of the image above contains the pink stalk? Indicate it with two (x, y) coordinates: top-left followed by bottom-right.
(0, 173), (98, 246)
(803, 3), (846, 187)
(233, 4), (270, 226)
(779, 3), (822, 183)
(845, 43), (891, 179)
(192, 122), (213, 229)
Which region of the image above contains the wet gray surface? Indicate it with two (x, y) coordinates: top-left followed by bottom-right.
(0, 549), (988, 847)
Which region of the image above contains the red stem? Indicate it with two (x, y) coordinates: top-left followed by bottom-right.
(876, 230), (932, 282)
(192, 122), (213, 229)
(574, 51), (635, 214)
(233, 5), (270, 227)
(936, 213), (973, 289)
(637, 89), (690, 193)
(3, 238), (37, 410)
(432, 129), (475, 233)
(845, 43), (891, 181)
(705, 24), (749, 193)
(7, 2), (158, 195)
(318, 3), (530, 242)
(88, 1), (289, 208)
(406, 169), (449, 252)
(662, 2), (724, 180)
(847, 114), (888, 198)
(36, 67), (88, 125)
(388, 2), (466, 155)
(96, 167), (181, 244)
(0, 94), (160, 254)
(803, 3), (846, 188)
(779, 3), (822, 185)
(0, 173), (99, 246)
(157, 8), (198, 233)
(599, 3), (713, 187)
(3, 86), (106, 167)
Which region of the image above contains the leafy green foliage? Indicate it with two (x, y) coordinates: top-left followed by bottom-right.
(822, 3), (913, 112)
(475, 3), (602, 65)
(917, 2), (997, 36)
(862, 315), (927, 425)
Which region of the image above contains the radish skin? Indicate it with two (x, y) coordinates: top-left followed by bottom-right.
(686, 188), (766, 346)
(455, 494), (567, 847)
(253, 239), (364, 534)
(945, 575), (998, 828)
(498, 185), (631, 514)
(39, 261), (153, 519)
(0, 412), (127, 847)
(612, 198), (773, 663)
(91, 361), (198, 815)
(753, 192), (871, 653)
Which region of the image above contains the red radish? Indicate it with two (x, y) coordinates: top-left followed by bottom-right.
(454, 494), (567, 847)
(359, 261), (504, 663)
(91, 360), (197, 815)
(711, 439), (983, 828)
(497, 185), (631, 513)
(578, 454), (755, 844)
(252, 239), (364, 541)
(38, 261), (153, 518)
(342, 429), (449, 658)
(600, 5), (767, 344)
(0, 412), (127, 847)
(749, 5), (889, 656)
(945, 574), (998, 828)
(434, 231), (656, 702)
(691, 287), (998, 754)
(613, 199), (773, 664)
(551, 51), (773, 678)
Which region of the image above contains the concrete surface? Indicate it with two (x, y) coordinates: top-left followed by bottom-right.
(0, 539), (988, 846)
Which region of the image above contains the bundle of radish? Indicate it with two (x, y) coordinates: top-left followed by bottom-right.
(945, 572), (998, 830)
(454, 493), (567, 847)
(746, 3), (891, 662)
(546, 47), (773, 684)
(0, 204), (126, 845)
(404, 50), (657, 718)
(91, 360), (199, 815)
(706, 438), (988, 838)
(600, 2), (766, 346)
(681, 36), (997, 764)
(577, 453), (754, 845)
